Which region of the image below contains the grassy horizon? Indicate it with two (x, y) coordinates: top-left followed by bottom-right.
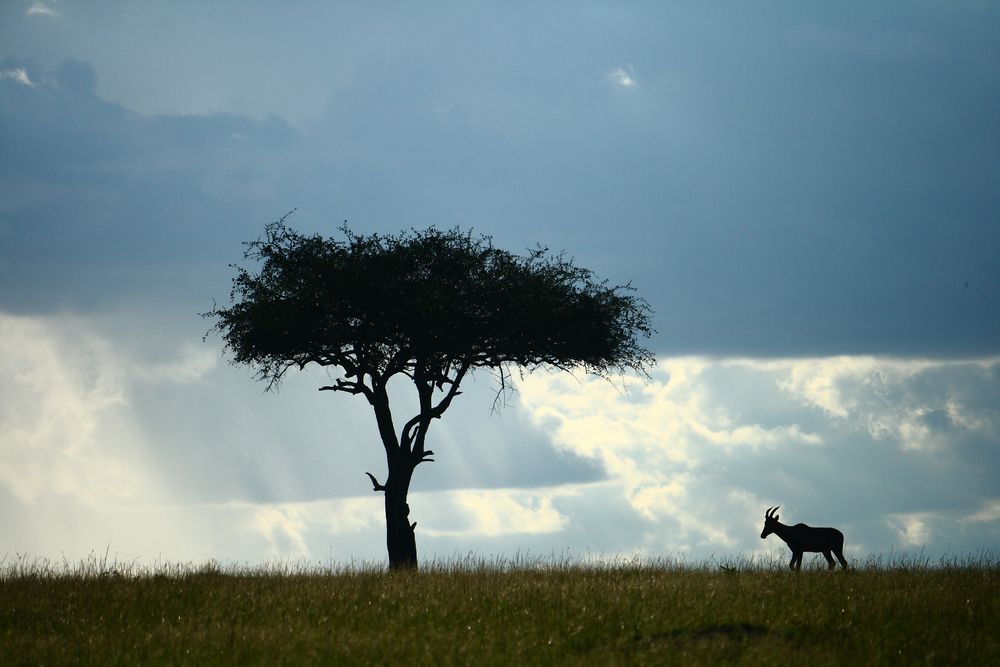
(2, 552), (998, 665)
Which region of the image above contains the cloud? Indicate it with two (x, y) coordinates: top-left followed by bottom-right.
(1, 11), (1000, 565)
(776, 356), (998, 451)
(961, 499), (1000, 524)
(0, 58), (299, 315)
(251, 505), (311, 558)
(26, 2), (60, 18)
(609, 65), (637, 88)
(2, 48), (998, 357)
(0, 308), (604, 562)
(422, 487), (573, 538)
(55, 58), (97, 95)
(131, 343), (218, 384)
(0, 312), (133, 504)
(2, 331), (998, 564)
(0, 67), (34, 87)
(887, 512), (933, 547)
(516, 356), (1000, 557)
(0, 311), (217, 506)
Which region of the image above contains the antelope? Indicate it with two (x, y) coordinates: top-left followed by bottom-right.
(760, 506), (849, 571)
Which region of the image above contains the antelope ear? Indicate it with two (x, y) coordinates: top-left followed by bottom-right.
(773, 515), (779, 521)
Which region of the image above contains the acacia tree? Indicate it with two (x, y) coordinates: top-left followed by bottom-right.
(208, 215), (654, 569)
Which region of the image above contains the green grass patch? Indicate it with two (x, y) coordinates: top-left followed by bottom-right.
(2, 553), (998, 665)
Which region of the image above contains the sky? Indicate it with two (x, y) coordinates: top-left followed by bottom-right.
(1, 0), (998, 569)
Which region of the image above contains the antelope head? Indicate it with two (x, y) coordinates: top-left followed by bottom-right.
(760, 506), (780, 539)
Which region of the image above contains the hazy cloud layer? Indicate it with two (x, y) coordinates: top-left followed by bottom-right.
(1, 311), (996, 564)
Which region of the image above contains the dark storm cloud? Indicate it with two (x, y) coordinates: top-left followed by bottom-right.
(3, 0), (1000, 357)
(0, 58), (296, 313)
(275, 3), (1000, 358)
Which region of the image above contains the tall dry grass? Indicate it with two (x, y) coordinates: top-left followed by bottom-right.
(2, 551), (997, 665)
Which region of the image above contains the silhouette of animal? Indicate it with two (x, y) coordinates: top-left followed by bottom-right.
(760, 506), (848, 571)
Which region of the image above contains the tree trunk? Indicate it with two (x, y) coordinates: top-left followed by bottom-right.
(384, 460), (417, 570)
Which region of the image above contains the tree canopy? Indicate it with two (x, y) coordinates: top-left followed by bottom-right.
(212, 217), (654, 393)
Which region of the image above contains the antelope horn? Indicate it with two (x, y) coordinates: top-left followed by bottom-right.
(765, 506), (774, 518)
(772, 505), (780, 517)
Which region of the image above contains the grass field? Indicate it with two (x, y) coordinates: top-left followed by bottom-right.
(2, 553), (998, 665)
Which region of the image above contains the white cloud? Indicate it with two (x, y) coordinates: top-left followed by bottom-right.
(961, 499), (1000, 524)
(132, 343), (218, 384)
(776, 356), (997, 451)
(422, 487), (572, 538)
(241, 496), (385, 559)
(518, 359), (824, 517)
(888, 512), (933, 547)
(609, 65), (637, 89)
(0, 67), (35, 87)
(25, 2), (60, 18)
(517, 361), (780, 548)
(0, 313), (133, 503)
(251, 505), (310, 558)
(0, 312), (221, 506)
(516, 356), (1000, 556)
(2, 329), (997, 564)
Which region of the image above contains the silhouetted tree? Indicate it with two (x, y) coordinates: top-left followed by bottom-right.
(207, 214), (654, 569)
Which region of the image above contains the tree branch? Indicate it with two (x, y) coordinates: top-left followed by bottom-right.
(385, 348), (414, 378)
(405, 359), (472, 464)
(365, 472), (386, 492)
(490, 363), (510, 415)
(318, 378), (374, 403)
(371, 383), (401, 454)
(400, 413), (422, 452)
(430, 360), (470, 418)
